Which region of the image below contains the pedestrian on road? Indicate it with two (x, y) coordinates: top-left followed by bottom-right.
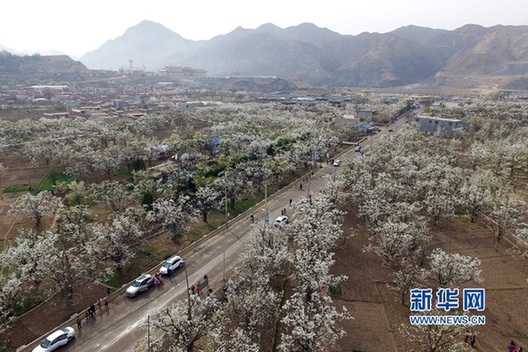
(283, 208), (286, 215)
(300, 183), (303, 190)
(106, 287), (110, 295)
(281, 209), (283, 215)
(97, 299), (102, 311)
(104, 298), (109, 309)
(77, 317), (82, 329)
(251, 214), (254, 223)
(85, 311), (89, 320)
(289, 199), (292, 206)
(196, 285), (201, 295)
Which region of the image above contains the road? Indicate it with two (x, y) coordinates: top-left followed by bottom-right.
(21, 117), (404, 352)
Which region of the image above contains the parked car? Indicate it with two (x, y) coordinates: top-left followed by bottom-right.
(32, 327), (75, 352)
(126, 274), (154, 297)
(160, 255), (184, 275)
(388, 129), (394, 132)
(274, 215), (289, 227)
(355, 146), (362, 152)
(333, 159), (341, 167)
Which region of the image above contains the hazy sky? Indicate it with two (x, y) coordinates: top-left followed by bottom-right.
(1, 0), (527, 57)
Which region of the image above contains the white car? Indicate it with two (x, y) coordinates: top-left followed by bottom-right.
(160, 255), (184, 275)
(333, 159), (341, 167)
(274, 215), (289, 227)
(32, 327), (75, 352)
(126, 274), (154, 297)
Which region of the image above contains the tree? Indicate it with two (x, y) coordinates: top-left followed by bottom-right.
(147, 195), (198, 240)
(150, 295), (219, 352)
(427, 248), (483, 288)
(194, 186), (222, 223)
(389, 260), (428, 305)
(8, 191), (61, 227)
(487, 190), (526, 242)
(215, 167), (252, 208)
(0, 273), (24, 330)
(91, 211), (144, 270)
(279, 195), (351, 351)
(0, 228), (49, 286)
(400, 312), (473, 352)
(364, 217), (430, 267)
(89, 180), (139, 214)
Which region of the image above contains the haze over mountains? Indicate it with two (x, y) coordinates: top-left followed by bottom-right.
(5, 20), (528, 89)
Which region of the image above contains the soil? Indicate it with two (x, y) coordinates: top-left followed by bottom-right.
(331, 202), (528, 352)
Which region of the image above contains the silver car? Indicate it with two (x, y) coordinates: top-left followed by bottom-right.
(126, 274), (154, 297)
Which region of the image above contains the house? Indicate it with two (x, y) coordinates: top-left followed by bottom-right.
(414, 115), (470, 136)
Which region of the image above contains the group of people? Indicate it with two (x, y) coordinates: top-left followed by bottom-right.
(78, 296), (109, 329)
(464, 335), (477, 347)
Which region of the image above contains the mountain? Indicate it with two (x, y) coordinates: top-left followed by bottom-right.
(80, 20), (200, 71)
(78, 21), (528, 88)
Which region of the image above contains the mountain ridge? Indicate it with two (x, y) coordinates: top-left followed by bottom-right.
(5, 21), (528, 89)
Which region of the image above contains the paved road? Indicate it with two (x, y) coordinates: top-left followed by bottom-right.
(22, 117), (404, 352)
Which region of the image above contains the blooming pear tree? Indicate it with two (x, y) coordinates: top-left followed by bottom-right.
(427, 248), (483, 288)
(400, 311), (473, 352)
(8, 190), (61, 228)
(91, 211), (144, 270)
(194, 186), (223, 222)
(149, 295), (220, 352)
(146, 195), (198, 240)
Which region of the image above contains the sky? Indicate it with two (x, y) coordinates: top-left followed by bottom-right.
(1, 0), (527, 58)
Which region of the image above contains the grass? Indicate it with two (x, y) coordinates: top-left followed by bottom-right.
(37, 170), (74, 191)
(2, 184), (32, 193)
(2, 167), (73, 193)
(114, 168), (133, 177)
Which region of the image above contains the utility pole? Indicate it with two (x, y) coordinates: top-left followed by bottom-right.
(147, 315), (150, 352)
(184, 264), (191, 320)
(224, 186), (228, 229)
(264, 183), (269, 227)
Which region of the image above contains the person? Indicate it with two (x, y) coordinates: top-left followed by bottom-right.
(196, 284), (201, 295)
(281, 209), (283, 216)
(510, 341), (519, 352)
(470, 335), (476, 348)
(85, 311), (89, 321)
(77, 317), (82, 329)
(90, 304), (96, 317)
(289, 199), (292, 206)
(106, 287), (111, 295)
(104, 297), (109, 309)
(191, 285), (196, 294)
(300, 183), (303, 190)
(204, 274), (208, 283)
(251, 214), (254, 223)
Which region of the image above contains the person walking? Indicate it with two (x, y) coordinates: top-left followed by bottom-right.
(470, 335), (476, 348)
(289, 199), (292, 206)
(77, 317), (82, 329)
(104, 297), (109, 309)
(97, 298), (102, 311)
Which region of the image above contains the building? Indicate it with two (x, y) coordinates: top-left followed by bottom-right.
(414, 115), (470, 136)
